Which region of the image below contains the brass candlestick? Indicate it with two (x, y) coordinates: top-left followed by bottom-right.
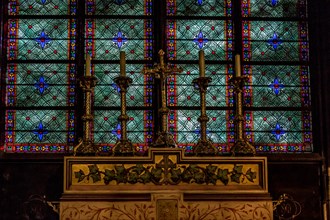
(142, 49), (183, 148)
(113, 51), (134, 155)
(74, 54), (98, 155)
(230, 54), (256, 156)
(192, 50), (217, 155)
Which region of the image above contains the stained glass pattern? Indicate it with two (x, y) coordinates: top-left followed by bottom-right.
(243, 0), (307, 18)
(94, 64), (152, 107)
(248, 65), (310, 107)
(92, 0), (152, 16)
(86, 19), (153, 60)
(243, 21), (308, 61)
(7, 63), (73, 107)
(5, 110), (74, 152)
(8, 19), (71, 60)
(167, 0), (227, 17)
(245, 111), (312, 152)
(167, 20), (230, 61)
(8, 0), (70, 15)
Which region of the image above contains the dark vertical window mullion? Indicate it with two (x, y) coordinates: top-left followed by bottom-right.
(0, 0), (8, 147)
(75, 0), (86, 146)
(152, 0), (166, 138)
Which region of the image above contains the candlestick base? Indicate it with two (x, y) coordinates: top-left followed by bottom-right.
(194, 139), (217, 156)
(153, 132), (177, 148)
(113, 139), (134, 156)
(73, 139), (99, 156)
(231, 139), (256, 156)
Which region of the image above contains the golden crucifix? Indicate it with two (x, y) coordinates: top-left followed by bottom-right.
(142, 49), (183, 147)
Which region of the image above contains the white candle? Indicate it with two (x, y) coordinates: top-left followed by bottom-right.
(120, 51), (126, 77)
(199, 50), (205, 77)
(235, 54), (241, 77)
(86, 54), (91, 77)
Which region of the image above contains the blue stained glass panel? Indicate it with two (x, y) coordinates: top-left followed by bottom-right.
(247, 21), (308, 61)
(7, 110), (68, 144)
(9, 63), (70, 107)
(90, 19), (152, 60)
(246, 0), (307, 18)
(93, 0), (150, 15)
(168, 0), (227, 17)
(168, 20), (228, 61)
(9, 0), (70, 15)
(251, 111), (311, 144)
(10, 19), (70, 60)
(250, 65), (310, 107)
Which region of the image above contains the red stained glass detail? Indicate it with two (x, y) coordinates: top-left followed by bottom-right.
(54, 26), (58, 29)
(27, 70), (31, 75)
(52, 96), (57, 100)
(105, 50), (109, 53)
(105, 25), (109, 29)
(288, 117), (292, 121)
(29, 5), (33, 9)
(27, 50), (32, 54)
(186, 50), (190, 54)
(187, 96), (191, 100)
(130, 50), (135, 54)
(210, 6), (215, 11)
(260, 27), (264, 31)
(53, 71), (57, 74)
(212, 117), (216, 121)
(130, 71), (134, 75)
(104, 117), (108, 121)
(186, 26), (190, 30)
(28, 25), (32, 29)
(26, 117), (30, 121)
(130, 117), (134, 121)
(187, 117), (191, 121)
(261, 71), (266, 76)
(54, 50), (58, 54)
(130, 25), (135, 29)
(52, 117), (57, 120)
(211, 26), (215, 30)
(212, 71), (216, 75)
(54, 5), (59, 9)
(104, 96), (109, 100)
(212, 96), (216, 100)
(287, 96), (291, 101)
(212, 50), (216, 55)
(263, 117), (267, 121)
(261, 52), (265, 56)
(130, 96), (135, 100)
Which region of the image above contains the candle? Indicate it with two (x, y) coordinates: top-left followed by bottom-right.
(86, 54), (91, 77)
(120, 51), (126, 77)
(235, 54), (241, 77)
(199, 50), (205, 77)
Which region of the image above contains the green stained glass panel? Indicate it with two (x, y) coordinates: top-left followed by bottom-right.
(169, 64), (227, 107)
(93, 110), (146, 144)
(91, 19), (151, 60)
(9, 0), (69, 15)
(94, 64), (149, 107)
(175, 110), (228, 143)
(168, 0), (227, 17)
(9, 63), (69, 107)
(12, 19), (70, 60)
(250, 65), (310, 107)
(251, 111), (310, 144)
(93, 0), (148, 15)
(10, 110), (68, 143)
(169, 20), (228, 60)
(247, 21), (304, 61)
(247, 0), (307, 18)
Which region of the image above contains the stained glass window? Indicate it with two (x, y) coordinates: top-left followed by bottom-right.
(166, 0), (234, 153)
(4, 0), (76, 153)
(86, 0), (153, 155)
(1, 0), (312, 154)
(242, 0), (312, 152)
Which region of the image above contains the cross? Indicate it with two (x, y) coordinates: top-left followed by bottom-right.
(142, 49), (183, 147)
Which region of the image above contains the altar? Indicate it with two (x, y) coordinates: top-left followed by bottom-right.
(60, 51), (273, 219)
